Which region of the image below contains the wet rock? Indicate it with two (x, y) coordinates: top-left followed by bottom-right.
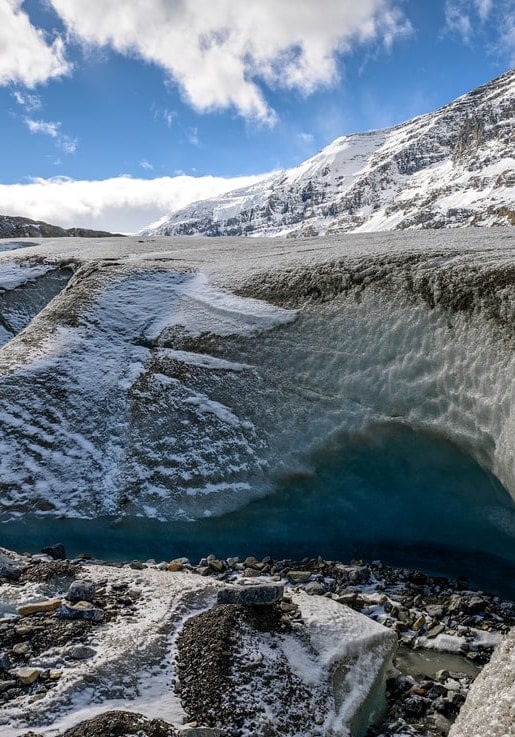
(67, 580), (96, 603)
(217, 584), (284, 606)
(18, 598), (62, 616)
(40, 543), (66, 560)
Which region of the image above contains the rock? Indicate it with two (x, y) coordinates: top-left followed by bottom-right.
(67, 580), (96, 603)
(403, 694), (431, 718)
(14, 667), (42, 685)
(183, 729), (227, 737)
(65, 645), (96, 660)
(129, 561), (146, 570)
(208, 558), (224, 573)
(426, 604), (445, 618)
(242, 567), (262, 578)
(0, 553), (22, 581)
(167, 561), (183, 572)
(56, 603), (104, 622)
(40, 543), (66, 560)
(0, 680), (17, 692)
(12, 642), (31, 656)
(287, 570), (312, 582)
(412, 614), (426, 631)
(18, 598), (62, 616)
(216, 583), (284, 606)
(305, 581), (326, 595)
(427, 624), (446, 638)
(0, 652), (11, 670)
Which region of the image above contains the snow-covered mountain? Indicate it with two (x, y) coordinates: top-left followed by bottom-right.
(142, 70), (514, 237)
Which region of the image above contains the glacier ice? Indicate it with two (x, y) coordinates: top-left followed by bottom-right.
(0, 230), (515, 535)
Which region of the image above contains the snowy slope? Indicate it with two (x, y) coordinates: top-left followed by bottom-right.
(142, 70), (515, 237)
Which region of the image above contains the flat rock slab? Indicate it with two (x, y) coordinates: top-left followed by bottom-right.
(18, 598), (62, 616)
(216, 583), (284, 606)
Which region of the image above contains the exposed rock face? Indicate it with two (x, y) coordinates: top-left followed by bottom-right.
(0, 215), (122, 238)
(142, 70), (514, 238)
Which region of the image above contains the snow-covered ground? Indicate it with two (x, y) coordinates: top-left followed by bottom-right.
(0, 551), (396, 737)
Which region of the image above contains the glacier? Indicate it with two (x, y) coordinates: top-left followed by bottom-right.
(0, 230), (514, 588)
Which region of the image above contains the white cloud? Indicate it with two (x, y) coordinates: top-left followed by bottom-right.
(0, 0), (69, 87)
(140, 159), (154, 170)
(444, 0), (515, 53)
(24, 117), (78, 154)
(0, 173), (270, 234)
(12, 90), (42, 111)
(48, 0), (412, 123)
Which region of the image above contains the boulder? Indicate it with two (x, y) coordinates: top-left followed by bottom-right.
(67, 580), (96, 603)
(41, 543), (66, 560)
(217, 584), (284, 606)
(0, 553), (22, 581)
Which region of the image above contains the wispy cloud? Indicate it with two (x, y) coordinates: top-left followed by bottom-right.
(12, 90), (42, 111)
(140, 159), (154, 170)
(187, 127), (200, 146)
(444, 0), (515, 57)
(151, 104), (177, 128)
(48, 0), (412, 124)
(24, 117), (78, 154)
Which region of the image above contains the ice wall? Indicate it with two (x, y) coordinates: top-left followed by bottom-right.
(1, 233), (515, 522)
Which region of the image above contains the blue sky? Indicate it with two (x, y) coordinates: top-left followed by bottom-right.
(0, 0), (513, 232)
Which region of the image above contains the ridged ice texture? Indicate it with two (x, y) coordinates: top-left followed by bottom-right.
(1, 230), (515, 521)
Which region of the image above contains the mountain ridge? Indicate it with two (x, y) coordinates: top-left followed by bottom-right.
(0, 214), (124, 239)
(142, 70), (514, 238)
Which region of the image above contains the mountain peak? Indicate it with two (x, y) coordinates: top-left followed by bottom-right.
(142, 71), (515, 238)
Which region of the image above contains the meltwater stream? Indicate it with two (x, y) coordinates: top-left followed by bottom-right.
(2, 423), (514, 598)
